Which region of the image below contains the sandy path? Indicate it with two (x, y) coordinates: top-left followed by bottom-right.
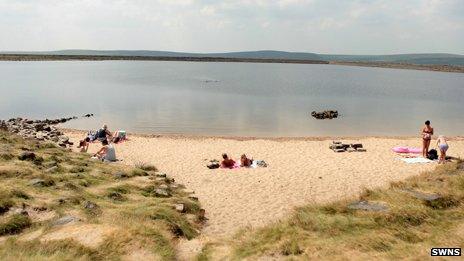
(66, 132), (464, 237)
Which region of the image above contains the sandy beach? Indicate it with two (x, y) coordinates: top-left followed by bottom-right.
(65, 131), (464, 237)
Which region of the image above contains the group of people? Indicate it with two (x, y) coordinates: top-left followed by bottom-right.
(421, 120), (449, 164)
(77, 124), (119, 162)
(221, 153), (253, 168)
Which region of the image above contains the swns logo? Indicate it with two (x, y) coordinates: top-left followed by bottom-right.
(431, 248), (461, 256)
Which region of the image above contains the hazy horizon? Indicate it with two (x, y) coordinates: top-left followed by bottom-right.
(1, 0), (463, 55)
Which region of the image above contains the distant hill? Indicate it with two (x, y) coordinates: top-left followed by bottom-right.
(2, 50), (464, 66)
(318, 53), (464, 66)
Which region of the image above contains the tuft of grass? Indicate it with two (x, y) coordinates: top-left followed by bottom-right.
(10, 189), (31, 200)
(0, 198), (13, 215)
(135, 162), (158, 172)
(0, 214), (31, 235)
(148, 207), (199, 240)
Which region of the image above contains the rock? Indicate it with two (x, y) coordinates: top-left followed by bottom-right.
(14, 208), (29, 216)
(154, 188), (171, 198)
(159, 184), (169, 189)
(169, 184), (179, 189)
(29, 178), (46, 187)
(113, 172), (128, 179)
(155, 172), (167, 178)
(311, 110), (338, 120)
(83, 201), (99, 210)
(347, 201), (389, 212)
(45, 166), (59, 173)
(174, 204), (185, 213)
(400, 189), (441, 202)
(18, 151), (36, 161)
(52, 215), (80, 226)
(155, 177), (167, 183)
(188, 196), (199, 201)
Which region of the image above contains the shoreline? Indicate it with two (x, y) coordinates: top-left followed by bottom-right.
(1, 54), (463, 73)
(61, 128), (464, 142)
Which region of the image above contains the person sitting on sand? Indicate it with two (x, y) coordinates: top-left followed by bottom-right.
(77, 137), (90, 152)
(93, 139), (117, 162)
(421, 120), (434, 158)
(240, 154), (253, 167)
(436, 135), (449, 164)
(221, 153), (236, 169)
(94, 124), (112, 142)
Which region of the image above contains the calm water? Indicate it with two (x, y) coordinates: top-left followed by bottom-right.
(0, 61), (463, 137)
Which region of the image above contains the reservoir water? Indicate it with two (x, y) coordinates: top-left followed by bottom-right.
(0, 61), (463, 137)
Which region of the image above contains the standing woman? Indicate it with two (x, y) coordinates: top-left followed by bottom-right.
(421, 120), (434, 158)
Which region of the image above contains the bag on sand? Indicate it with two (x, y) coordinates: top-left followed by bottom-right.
(427, 149), (438, 160)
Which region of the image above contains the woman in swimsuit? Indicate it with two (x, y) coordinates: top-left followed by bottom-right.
(421, 120), (434, 158)
(436, 135), (449, 164)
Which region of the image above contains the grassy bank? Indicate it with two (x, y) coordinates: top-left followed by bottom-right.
(0, 131), (203, 260)
(217, 160), (464, 260)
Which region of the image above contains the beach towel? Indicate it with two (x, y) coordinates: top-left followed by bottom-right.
(400, 157), (433, 164)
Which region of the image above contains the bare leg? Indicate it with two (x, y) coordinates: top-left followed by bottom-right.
(422, 139), (427, 157)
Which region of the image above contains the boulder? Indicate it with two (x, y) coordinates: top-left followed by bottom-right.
(29, 179), (46, 187)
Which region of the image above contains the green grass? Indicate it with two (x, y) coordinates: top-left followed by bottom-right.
(0, 130), (203, 260)
(0, 214), (31, 236)
(229, 161), (464, 259)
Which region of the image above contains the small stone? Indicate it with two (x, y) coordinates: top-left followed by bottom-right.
(18, 151), (36, 161)
(45, 166), (59, 173)
(83, 201), (98, 210)
(174, 204), (185, 213)
(188, 196), (199, 201)
(29, 178), (46, 187)
(113, 172), (128, 179)
(154, 188), (171, 198)
(348, 201), (389, 212)
(400, 189), (441, 202)
(155, 172), (167, 178)
(159, 184), (169, 189)
(52, 215), (80, 226)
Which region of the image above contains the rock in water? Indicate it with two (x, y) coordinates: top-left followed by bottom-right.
(311, 110), (338, 120)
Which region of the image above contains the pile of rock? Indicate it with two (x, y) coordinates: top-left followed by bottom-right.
(330, 141), (366, 153)
(0, 117), (78, 148)
(311, 110), (338, 119)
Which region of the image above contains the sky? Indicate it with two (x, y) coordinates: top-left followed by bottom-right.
(0, 0), (463, 54)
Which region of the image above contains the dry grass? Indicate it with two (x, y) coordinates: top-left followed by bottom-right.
(0, 131), (203, 260)
(227, 160), (464, 259)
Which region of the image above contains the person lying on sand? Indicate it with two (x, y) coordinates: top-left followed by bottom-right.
(77, 137), (90, 152)
(221, 153), (236, 169)
(93, 139), (117, 162)
(437, 135), (449, 164)
(240, 154), (253, 167)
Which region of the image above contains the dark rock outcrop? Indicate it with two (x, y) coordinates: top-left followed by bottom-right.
(311, 110), (338, 120)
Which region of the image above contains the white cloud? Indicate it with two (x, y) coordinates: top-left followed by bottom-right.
(0, 0), (462, 54)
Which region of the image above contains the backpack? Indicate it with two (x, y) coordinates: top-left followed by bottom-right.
(427, 149), (438, 160)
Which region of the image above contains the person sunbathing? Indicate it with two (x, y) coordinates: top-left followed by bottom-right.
(221, 153), (236, 169)
(77, 137), (90, 152)
(93, 139), (117, 162)
(240, 154), (253, 167)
